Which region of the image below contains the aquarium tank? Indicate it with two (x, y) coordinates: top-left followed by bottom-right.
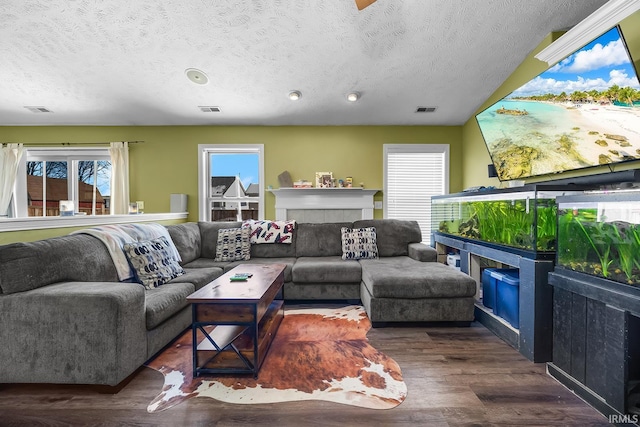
(431, 186), (582, 253)
(556, 191), (640, 287)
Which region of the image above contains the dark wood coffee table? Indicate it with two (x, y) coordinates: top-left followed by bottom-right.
(186, 263), (286, 378)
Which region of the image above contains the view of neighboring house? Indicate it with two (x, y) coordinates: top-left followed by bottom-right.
(210, 176), (258, 221)
(27, 175), (107, 216)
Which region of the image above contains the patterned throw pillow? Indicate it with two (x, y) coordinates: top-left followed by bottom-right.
(123, 236), (185, 289)
(214, 227), (251, 261)
(243, 220), (295, 244)
(341, 227), (379, 260)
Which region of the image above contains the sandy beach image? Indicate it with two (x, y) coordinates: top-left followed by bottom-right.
(476, 26), (640, 181)
(568, 103), (640, 163)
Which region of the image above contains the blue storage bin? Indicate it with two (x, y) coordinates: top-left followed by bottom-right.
(481, 269), (497, 309)
(492, 269), (520, 328)
(482, 267), (516, 310)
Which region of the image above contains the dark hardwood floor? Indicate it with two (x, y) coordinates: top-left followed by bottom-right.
(0, 321), (610, 426)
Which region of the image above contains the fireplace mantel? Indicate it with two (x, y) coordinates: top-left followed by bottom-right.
(269, 188), (380, 222)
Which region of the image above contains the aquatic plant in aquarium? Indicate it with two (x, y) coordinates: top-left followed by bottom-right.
(431, 187), (576, 253)
(453, 199), (556, 251)
(557, 207), (640, 286)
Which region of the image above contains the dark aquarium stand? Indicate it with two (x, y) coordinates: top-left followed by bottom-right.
(433, 232), (555, 362)
(548, 191), (640, 423)
(431, 185), (586, 363)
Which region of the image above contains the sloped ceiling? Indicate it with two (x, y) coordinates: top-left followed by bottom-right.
(0, 0), (608, 126)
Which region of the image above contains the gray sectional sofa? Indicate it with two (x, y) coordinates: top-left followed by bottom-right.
(0, 219), (476, 387)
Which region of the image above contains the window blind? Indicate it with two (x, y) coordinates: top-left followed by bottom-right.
(385, 145), (448, 243)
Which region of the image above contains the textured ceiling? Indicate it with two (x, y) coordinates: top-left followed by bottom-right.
(0, 0), (609, 126)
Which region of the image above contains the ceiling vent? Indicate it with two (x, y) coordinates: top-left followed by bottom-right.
(198, 106), (221, 113)
(415, 106), (437, 113)
(24, 106), (52, 113)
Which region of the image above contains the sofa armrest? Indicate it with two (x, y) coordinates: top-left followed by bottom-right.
(408, 242), (437, 262)
(0, 281), (147, 386)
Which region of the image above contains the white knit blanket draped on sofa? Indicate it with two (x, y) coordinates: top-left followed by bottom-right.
(72, 223), (182, 281)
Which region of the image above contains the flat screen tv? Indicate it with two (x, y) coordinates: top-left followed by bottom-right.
(476, 26), (640, 181)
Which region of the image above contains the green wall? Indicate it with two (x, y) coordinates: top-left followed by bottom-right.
(462, 11), (640, 188)
(0, 125), (462, 243)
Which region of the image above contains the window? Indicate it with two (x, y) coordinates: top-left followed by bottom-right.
(198, 145), (264, 222)
(384, 144), (449, 244)
(14, 148), (112, 217)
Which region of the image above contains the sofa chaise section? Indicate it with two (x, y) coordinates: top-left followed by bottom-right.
(360, 257), (477, 324)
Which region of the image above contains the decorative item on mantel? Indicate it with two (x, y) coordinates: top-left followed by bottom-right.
(315, 172), (333, 188)
(278, 171), (293, 188)
(293, 180), (313, 188)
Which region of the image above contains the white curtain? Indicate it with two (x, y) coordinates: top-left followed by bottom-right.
(0, 143), (25, 217)
(109, 141), (130, 215)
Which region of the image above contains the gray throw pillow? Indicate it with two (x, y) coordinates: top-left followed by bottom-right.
(123, 236), (185, 289)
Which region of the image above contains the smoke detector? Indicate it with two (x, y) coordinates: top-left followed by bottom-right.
(185, 68), (209, 85)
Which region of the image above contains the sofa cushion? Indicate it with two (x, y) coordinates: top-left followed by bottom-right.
(408, 242), (438, 262)
(123, 237), (185, 289)
(145, 282), (195, 330)
(182, 258), (232, 269)
(341, 227), (378, 260)
(249, 241), (297, 258)
(0, 234), (119, 295)
(353, 219), (422, 257)
(170, 267), (224, 290)
(292, 256), (362, 283)
(166, 222), (201, 265)
(199, 221), (242, 259)
(214, 227), (251, 261)
(360, 257), (476, 299)
(296, 222), (352, 257)
(223, 258), (296, 282)
(244, 220), (296, 244)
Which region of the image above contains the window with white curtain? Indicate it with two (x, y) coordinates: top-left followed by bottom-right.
(13, 148), (112, 217)
(384, 144), (449, 244)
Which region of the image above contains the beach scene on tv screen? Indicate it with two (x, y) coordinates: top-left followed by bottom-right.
(477, 26), (640, 181)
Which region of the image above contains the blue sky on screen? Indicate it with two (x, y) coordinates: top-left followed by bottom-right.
(511, 27), (640, 98)
(210, 153), (259, 188)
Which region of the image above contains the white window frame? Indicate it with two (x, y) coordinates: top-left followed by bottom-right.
(197, 144), (265, 222)
(383, 144), (450, 244)
(14, 147), (111, 218)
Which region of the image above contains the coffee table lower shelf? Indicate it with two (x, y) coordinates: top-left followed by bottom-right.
(192, 300), (284, 378)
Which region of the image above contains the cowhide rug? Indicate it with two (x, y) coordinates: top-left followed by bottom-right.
(145, 305), (407, 412)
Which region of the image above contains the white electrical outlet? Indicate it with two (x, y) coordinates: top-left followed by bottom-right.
(374, 201), (383, 210)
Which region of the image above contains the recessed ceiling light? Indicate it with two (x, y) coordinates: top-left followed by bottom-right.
(185, 68), (209, 85)
(288, 91), (302, 101)
(346, 92), (360, 102)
